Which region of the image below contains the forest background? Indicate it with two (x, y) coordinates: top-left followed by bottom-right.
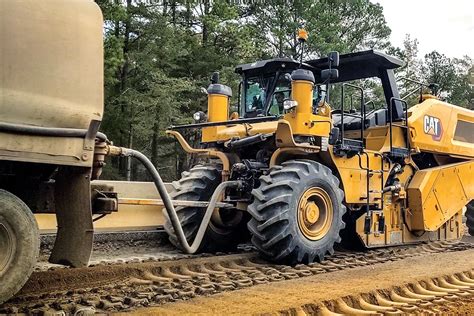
(95, 0), (474, 181)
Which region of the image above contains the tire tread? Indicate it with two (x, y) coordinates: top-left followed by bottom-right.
(247, 159), (346, 264)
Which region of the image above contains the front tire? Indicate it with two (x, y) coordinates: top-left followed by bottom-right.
(0, 189), (40, 304)
(248, 160), (346, 264)
(466, 201), (474, 236)
(163, 164), (246, 253)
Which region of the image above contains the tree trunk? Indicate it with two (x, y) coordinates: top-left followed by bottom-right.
(119, 0), (132, 177)
(126, 123), (133, 181)
(151, 125), (159, 169)
(162, 0), (168, 16)
(202, 0), (210, 45)
(171, 0), (176, 25)
(151, 109), (160, 169)
(186, 1), (191, 28)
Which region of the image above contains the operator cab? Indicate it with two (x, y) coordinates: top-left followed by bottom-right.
(235, 59), (323, 118)
(236, 50), (407, 157)
(235, 50), (404, 127)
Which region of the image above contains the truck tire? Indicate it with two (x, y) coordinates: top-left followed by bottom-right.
(248, 160), (346, 264)
(466, 201), (474, 236)
(0, 189), (40, 304)
(163, 164), (246, 253)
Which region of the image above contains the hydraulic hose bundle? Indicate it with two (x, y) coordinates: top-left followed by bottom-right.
(107, 146), (242, 254)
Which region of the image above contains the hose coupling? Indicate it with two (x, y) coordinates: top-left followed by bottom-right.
(382, 183), (402, 193)
(105, 145), (135, 157)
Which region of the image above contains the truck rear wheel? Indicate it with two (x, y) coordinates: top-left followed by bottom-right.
(466, 201), (474, 236)
(248, 160), (346, 264)
(0, 189), (39, 304)
(163, 164), (246, 253)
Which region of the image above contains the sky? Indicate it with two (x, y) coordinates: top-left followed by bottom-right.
(373, 0), (473, 59)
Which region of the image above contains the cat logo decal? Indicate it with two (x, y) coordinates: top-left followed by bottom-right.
(423, 115), (443, 141)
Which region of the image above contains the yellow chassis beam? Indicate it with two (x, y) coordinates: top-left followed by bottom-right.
(36, 180), (234, 233)
(36, 180), (169, 233)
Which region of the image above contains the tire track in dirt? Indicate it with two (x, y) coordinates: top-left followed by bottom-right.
(132, 249), (474, 315)
(0, 241), (471, 314)
(275, 270), (474, 315)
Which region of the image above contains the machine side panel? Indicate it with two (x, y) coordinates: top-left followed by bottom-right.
(408, 99), (474, 158)
(407, 160), (474, 231)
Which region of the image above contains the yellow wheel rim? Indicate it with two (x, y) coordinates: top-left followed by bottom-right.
(297, 187), (333, 240)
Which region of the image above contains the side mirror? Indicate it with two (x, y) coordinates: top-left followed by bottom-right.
(428, 83), (439, 95)
(328, 127), (340, 145)
(211, 72), (219, 84)
(328, 51), (340, 67)
(321, 69), (339, 81)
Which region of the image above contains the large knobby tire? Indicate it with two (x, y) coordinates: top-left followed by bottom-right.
(248, 160), (346, 264)
(466, 201), (474, 236)
(163, 164), (246, 253)
(0, 189), (40, 304)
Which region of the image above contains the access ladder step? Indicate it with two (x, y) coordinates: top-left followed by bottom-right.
(388, 147), (410, 158)
(334, 139), (364, 156)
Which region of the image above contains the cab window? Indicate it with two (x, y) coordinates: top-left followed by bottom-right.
(245, 79), (266, 112)
(267, 73), (291, 116)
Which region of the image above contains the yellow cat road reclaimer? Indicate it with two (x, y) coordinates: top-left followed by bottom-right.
(0, 0), (473, 305)
(162, 49), (474, 262)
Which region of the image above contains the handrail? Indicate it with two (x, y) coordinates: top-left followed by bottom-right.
(357, 151), (371, 233)
(365, 100), (376, 111)
(168, 116), (280, 130)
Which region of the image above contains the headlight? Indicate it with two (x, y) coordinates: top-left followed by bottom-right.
(283, 100), (298, 111)
(193, 111), (207, 123)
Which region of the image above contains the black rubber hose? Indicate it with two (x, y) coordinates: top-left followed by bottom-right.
(226, 133), (268, 149)
(0, 119), (235, 253)
(0, 121), (107, 141)
(122, 148), (241, 254)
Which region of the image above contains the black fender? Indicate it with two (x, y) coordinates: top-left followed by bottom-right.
(49, 167), (93, 267)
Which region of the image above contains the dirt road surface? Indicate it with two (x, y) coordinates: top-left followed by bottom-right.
(128, 249), (474, 315)
(1, 234), (472, 314)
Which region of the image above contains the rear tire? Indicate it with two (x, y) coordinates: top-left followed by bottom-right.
(248, 160), (346, 264)
(163, 164), (246, 253)
(0, 189), (39, 304)
(466, 201), (474, 236)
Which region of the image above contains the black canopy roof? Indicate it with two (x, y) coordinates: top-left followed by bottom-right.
(235, 58), (314, 77)
(306, 50), (404, 83)
(235, 50), (404, 83)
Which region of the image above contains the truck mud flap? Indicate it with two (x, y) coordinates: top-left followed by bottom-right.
(49, 167), (93, 267)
